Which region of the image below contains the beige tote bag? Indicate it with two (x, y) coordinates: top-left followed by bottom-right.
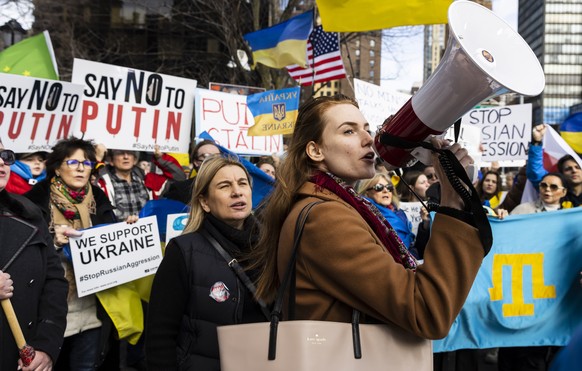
(218, 201), (433, 371)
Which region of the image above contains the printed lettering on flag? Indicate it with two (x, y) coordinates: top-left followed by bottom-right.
(286, 26), (347, 86)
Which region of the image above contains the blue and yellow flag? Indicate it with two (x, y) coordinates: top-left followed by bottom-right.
(247, 87), (301, 136)
(315, 0), (451, 32)
(560, 112), (582, 154)
(243, 10), (313, 69)
(0, 31), (59, 80)
(433, 208), (582, 352)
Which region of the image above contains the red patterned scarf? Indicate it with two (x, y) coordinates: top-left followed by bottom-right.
(311, 171), (417, 270)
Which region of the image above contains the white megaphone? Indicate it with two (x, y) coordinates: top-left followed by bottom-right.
(374, 0), (545, 168)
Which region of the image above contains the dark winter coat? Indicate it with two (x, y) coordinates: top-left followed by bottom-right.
(146, 216), (266, 370)
(0, 190), (68, 370)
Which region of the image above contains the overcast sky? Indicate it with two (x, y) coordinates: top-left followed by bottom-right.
(381, 0), (518, 93)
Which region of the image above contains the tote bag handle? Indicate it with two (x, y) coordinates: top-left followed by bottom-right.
(268, 201), (363, 360)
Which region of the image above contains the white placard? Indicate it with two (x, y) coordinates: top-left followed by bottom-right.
(69, 216), (163, 297)
(399, 201), (423, 236)
(353, 78), (410, 132)
(0, 74), (85, 152)
(195, 88), (283, 156)
(461, 103), (532, 162)
(166, 213), (189, 244)
(71, 58), (197, 153)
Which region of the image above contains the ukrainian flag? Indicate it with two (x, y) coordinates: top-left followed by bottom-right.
(247, 87), (301, 136)
(560, 112), (582, 154)
(243, 10), (313, 69)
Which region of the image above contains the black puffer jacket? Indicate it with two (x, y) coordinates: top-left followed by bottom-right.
(146, 215), (266, 370)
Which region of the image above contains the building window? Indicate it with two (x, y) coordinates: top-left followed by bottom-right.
(355, 49), (360, 57)
(370, 50), (375, 57)
(370, 39), (375, 48)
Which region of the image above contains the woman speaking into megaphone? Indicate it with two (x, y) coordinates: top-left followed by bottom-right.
(250, 94), (490, 368)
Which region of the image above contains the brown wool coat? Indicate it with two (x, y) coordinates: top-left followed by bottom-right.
(277, 182), (484, 340)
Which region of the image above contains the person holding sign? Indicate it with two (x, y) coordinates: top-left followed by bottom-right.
(24, 137), (121, 370)
(0, 140), (68, 371)
(146, 155), (267, 370)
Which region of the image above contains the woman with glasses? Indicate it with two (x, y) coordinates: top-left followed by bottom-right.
(24, 137), (120, 370)
(497, 171), (570, 371)
(0, 140), (68, 371)
(357, 173), (417, 257)
(510, 172), (571, 215)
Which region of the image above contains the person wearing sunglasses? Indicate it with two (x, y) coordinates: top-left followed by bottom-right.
(24, 137), (123, 370)
(357, 173), (417, 257)
(527, 124), (582, 207)
(496, 171), (571, 370)
(510, 172), (571, 215)
(0, 139), (68, 371)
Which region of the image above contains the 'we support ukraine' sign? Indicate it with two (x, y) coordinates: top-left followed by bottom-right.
(69, 216), (163, 297)
(434, 208), (582, 351)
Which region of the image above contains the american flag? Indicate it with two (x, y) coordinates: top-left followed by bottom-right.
(286, 26), (347, 86)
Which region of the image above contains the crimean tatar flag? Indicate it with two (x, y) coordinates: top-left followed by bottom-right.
(0, 31), (59, 80)
(286, 26), (347, 86)
(243, 10), (313, 69)
(247, 87), (301, 136)
(315, 0), (452, 32)
(433, 208), (582, 351)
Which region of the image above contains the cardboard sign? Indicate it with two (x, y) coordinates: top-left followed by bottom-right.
(399, 201), (424, 236)
(195, 88), (283, 155)
(71, 58), (197, 153)
(461, 104), (532, 162)
(69, 216), (163, 297)
(353, 78), (410, 132)
(0, 74), (85, 152)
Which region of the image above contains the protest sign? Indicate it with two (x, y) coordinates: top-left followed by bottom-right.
(0, 74), (84, 152)
(399, 201), (423, 235)
(195, 88), (283, 155)
(69, 216), (163, 297)
(166, 213), (188, 244)
(461, 103), (532, 162)
(71, 58), (197, 153)
(353, 78), (410, 132)
(209, 82), (265, 95)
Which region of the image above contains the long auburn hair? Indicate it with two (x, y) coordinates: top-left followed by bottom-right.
(249, 94), (359, 302)
(182, 155), (251, 234)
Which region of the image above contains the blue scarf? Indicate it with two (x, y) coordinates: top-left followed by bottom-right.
(10, 160), (47, 184)
(365, 197), (415, 250)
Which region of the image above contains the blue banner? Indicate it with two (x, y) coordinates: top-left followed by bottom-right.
(434, 207), (582, 352)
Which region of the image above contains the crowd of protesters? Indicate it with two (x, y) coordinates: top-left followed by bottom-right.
(1, 95), (581, 370)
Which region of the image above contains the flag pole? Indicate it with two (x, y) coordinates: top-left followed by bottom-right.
(311, 7), (317, 97)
